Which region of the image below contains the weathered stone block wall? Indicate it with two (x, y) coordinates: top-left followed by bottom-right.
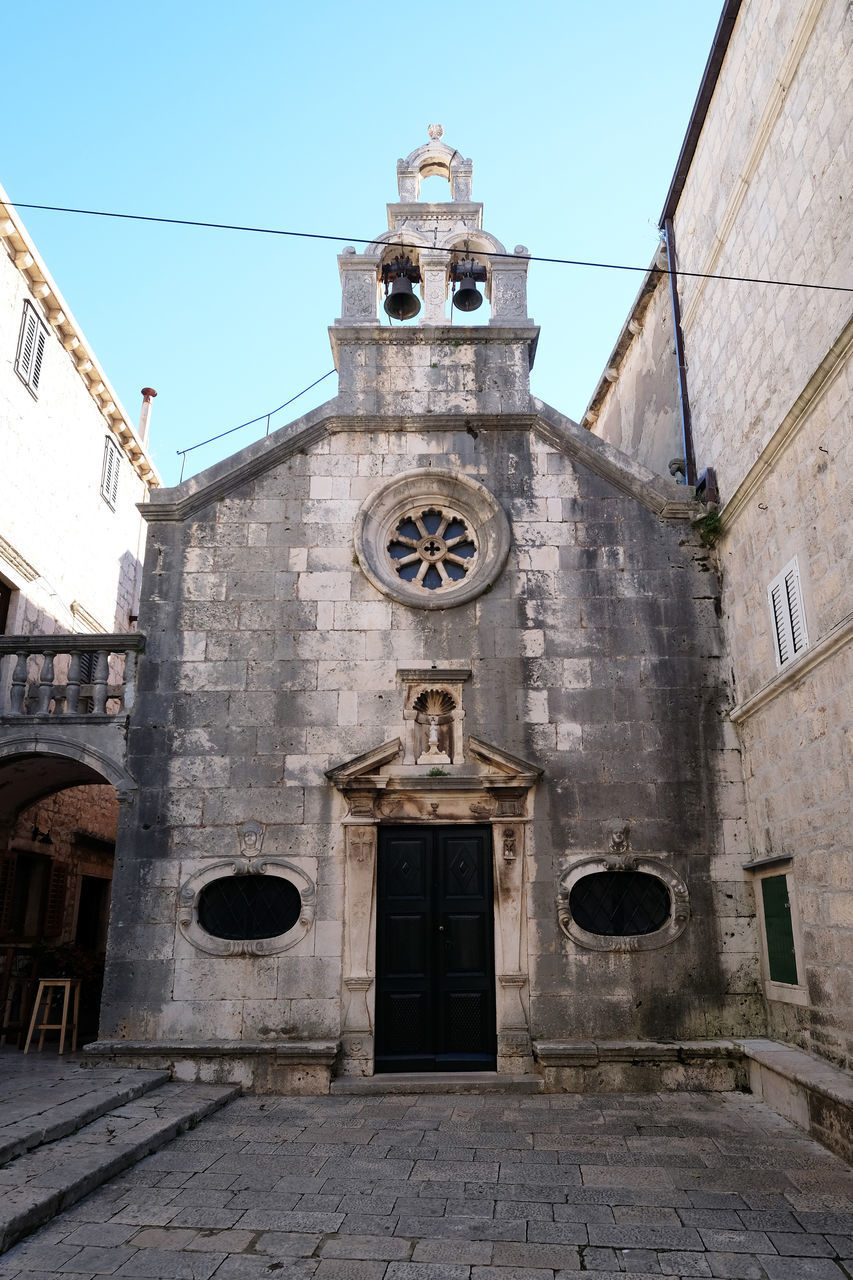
(102, 413), (764, 1059)
(667, 0), (853, 1067)
(333, 327), (538, 417)
(724, 339), (853, 1067)
(674, 0), (853, 500)
(588, 275), (682, 479)
(583, 0), (852, 1069)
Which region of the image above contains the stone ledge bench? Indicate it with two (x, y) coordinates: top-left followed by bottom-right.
(736, 1036), (853, 1163)
(533, 1038), (747, 1094)
(533, 1037), (853, 1163)
(85, 1040), (340, 1096)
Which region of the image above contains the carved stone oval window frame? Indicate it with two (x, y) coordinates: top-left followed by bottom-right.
(178, 857), (316, 957)
(354, 469), (511, 609)
(556, 856), (690, 952)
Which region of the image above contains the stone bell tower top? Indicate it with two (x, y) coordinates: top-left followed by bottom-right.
(333, 126), (534, 330)
(330, 127), (538, 416)
(396, 123), (474, 203)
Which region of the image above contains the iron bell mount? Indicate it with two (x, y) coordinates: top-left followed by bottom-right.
(450, 259), (487, 313)
(382, 256), (422, 321)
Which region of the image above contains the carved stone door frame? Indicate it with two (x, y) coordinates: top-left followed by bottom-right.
(327, 736), (541, 1077)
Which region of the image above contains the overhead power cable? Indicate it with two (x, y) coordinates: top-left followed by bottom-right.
(9, 201), (853, 295)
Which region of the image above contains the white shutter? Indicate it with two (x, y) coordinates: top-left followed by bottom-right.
(768, 558), (808, 669)
(100, 439), (121, 509)
(30, 325), (47, 392)
(15, 306), (40, 385)
(784, 564), (808, 656)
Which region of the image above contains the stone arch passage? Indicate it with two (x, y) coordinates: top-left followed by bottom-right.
(0, 744), (133, 1046)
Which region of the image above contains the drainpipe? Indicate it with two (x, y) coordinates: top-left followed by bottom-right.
(662, 219), (697, 489)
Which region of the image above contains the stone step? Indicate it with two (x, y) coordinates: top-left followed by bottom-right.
(0, 1080), (239, 1254)
(0, 1065), (171, 1165)
(331, 1071), (544, 1095)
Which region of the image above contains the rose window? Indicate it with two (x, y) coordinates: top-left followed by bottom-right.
(387, 508), (477, 590)
(355, 469), (510, 610)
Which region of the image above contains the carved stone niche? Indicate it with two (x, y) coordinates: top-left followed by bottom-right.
(399, 665), (470, 765)
(325, 734), (543, 1076)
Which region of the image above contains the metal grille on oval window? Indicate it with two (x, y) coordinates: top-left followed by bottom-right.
(388, 506), (477, 591)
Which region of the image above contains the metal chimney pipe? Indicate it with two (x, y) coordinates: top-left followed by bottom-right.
(138, 387), (157, 443)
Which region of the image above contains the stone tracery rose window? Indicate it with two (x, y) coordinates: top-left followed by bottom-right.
(354, 469), (510, 610)
(387, 507), (477, 591)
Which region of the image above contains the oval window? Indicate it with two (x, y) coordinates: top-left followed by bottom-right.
(569, 871), (671, 937)
(197, 875), (301, 941)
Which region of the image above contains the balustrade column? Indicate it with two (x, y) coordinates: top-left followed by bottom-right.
(35, 652), (55, 714)
(92, 649), (109, 714)
(10, 652), (28, 714)
(65, 653), (81, 713)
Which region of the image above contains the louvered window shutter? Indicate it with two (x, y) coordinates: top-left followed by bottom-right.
(767, 558), (808, 669)
(784, 565), (807, 656)
(16, 305), (47, 393)
(30, 325), (47, 392)
(43, 862), (69, 938)
(101, 439), (121, 508)
(761, 874), (799, 985)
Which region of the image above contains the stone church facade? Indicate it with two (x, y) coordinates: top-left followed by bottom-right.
(94, 131), (764, 1092)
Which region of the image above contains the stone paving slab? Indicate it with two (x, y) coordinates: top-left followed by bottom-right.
(0, 1053), (170, 1165)
(0, 1081), (239, 1254)
(0, 1091), (850, 1279)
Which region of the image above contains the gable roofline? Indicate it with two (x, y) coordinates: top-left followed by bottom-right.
(658, 0), (743, 226)
(0, 182), (161, 490)
(142, 392), (694, 524)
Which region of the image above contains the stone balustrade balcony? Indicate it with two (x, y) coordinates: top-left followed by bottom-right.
(0, 634), (145, 721)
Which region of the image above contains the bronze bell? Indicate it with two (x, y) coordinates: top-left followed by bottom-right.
(452, 273), (483, 312)
(384, 275), (421, 321)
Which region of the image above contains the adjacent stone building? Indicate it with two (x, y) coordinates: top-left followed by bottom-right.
(0, 182), (159, 1038)
(587, 0), (852, 1069)
(93, 128), (763, 1091)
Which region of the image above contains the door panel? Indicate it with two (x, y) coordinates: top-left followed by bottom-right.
(376, 825), (496, 1072)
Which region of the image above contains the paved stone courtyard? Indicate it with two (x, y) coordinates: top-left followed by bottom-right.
(1, 1088), (851, 1280)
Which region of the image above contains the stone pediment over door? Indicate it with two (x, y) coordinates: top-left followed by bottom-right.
(326, 737), (542, 1077)
(325, 735), (542, 824)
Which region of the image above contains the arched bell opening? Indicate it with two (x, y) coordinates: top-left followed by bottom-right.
(417, 170), (453, 201)
(377, 245), (424, 324)
(0, 752), (122, 1050)
(447, 250), (492, 324)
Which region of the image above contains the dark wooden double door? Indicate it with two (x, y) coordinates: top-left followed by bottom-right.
(375, 825), (496, 1073)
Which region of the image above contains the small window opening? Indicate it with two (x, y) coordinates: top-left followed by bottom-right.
(569, 871), (671, 936)
(198, 874), (301, 941)
(760, 874), (799, 984)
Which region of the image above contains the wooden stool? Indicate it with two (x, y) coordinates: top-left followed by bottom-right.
(24, 979), (81, 1054)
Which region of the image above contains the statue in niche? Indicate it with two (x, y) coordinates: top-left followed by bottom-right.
(414, 688), (454, 765)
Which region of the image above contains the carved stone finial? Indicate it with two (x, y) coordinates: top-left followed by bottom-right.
(427, 123), (444, 141)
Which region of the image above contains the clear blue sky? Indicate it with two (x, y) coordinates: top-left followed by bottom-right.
(3, 1), (723, 485)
